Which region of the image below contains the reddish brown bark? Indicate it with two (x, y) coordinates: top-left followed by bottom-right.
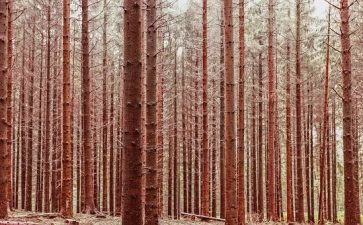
(332, 98), (337, 223)
(101, 0), (108, 212)
(145, 0), (159, 222)
(194, 57), (200, 215)
(257, 48), (263, 220)
(25, 24), (35, 211)
(285, 27), (293, 223)
(304, 85), (312, 221)
(327, 116), (332, 221)
(224, 0), (237, 223)
(237, 0), (245, 224)
(92, 91), (99, 210)
(157, 40), (164, 216)
(187, 61), (192, 214)
(211, 79), (217, 218)
(0, 0), (8, 217)
(201, 0), (210, 217)
(44, 3), (52, 212)
(109, 65), (115, 216)
(319, 8), (331, 224)
(295, 0), (304, 221)
(61, 0), (73, 217)
(36, 33), (44, 212)
(81, 0), (96, 214)
(51, 38), (59, 213)
(173, 46), (179, 219)
(122, 0), (143, 224)
(246, 109), (250, 218)
(219, 4), (225, 218)
(116, 63), (123, 215)
(6, 0), (12, 210)
(267, 0), (277, 220)
(168, 132), (172, 217)
(340, 1), (361, 224)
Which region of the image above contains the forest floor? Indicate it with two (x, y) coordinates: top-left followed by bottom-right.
(2, 211), (224, 225)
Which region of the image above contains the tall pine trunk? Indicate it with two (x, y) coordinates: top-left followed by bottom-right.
(0, 0), (8, 217)
(194, 57), (200, 215)
(6, 0), (13, 210)
(295, 0), (304, 221)
(267, 0), (277, 220)
(319, 8), (331, 224)
(285, 31), (293, 222)
(201, 0), (210, 216)
(122, 0), (143, 223)
(237, 0), (245, 224)
(44, 3), (52, 212)
(25, 24), (35, 211)
(61, 0), (73, 217)
(340, 1), (361, 224)
(219, 3), (225, 218)
(145, 0), (159, 222)
(102, 0), (108, 212)
(224, 0), (237, 223)
(81, 0), (96, 213)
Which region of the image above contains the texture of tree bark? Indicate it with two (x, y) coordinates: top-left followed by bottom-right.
(61, 0), (73, 217)
(0, 0), (8, 218)
(224, 0), (237, 224)
(201, 0), (210, 217)
(340, 1), (361, 224)
(122, 0), (143, 224)
(145, 0), (159, 223)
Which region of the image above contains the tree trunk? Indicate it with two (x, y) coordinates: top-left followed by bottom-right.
(340, 1), (361, 224)
(102, 0), (108, 212)
(309, 81), (314, 223)
(6, 0), (13, 210)
(295, 0), (304, 221)
(168, 132), (172, 217)
(122, 0), (143, 224)
(145, 0), (159, 222)
(319, 8), (331, 224)
(182, 53), (187, 214)
(51, 38), (59, 213)
(173, 46), (179, 220)
(211, 79), (217, 218)
(224, 0), (237, 224)
(285, 27), (293, 223)
(201, 0), (210, 217)
(251, 66), (257, 215)
(157, 36), (164, 216)
(61, 0), (73, 217)
(219, 3), (225, 218)
(194, 57), (200, 215)
(0, 0), (8, 217)
(188, 64), (193, 213)
(109, 65), (115, 216)
(81, 0), (96, 214)
(25, 24), (35, 211)
(44, 3), (52, 212)
(36, 33), (44, 212)
(267, 0), (277, 220)
(237, 0), (245, 224)
(257, 48), (263, 220)
(332, 97), (337, 223)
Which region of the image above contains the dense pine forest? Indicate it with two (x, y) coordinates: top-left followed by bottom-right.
(0, 0), (362, 224)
